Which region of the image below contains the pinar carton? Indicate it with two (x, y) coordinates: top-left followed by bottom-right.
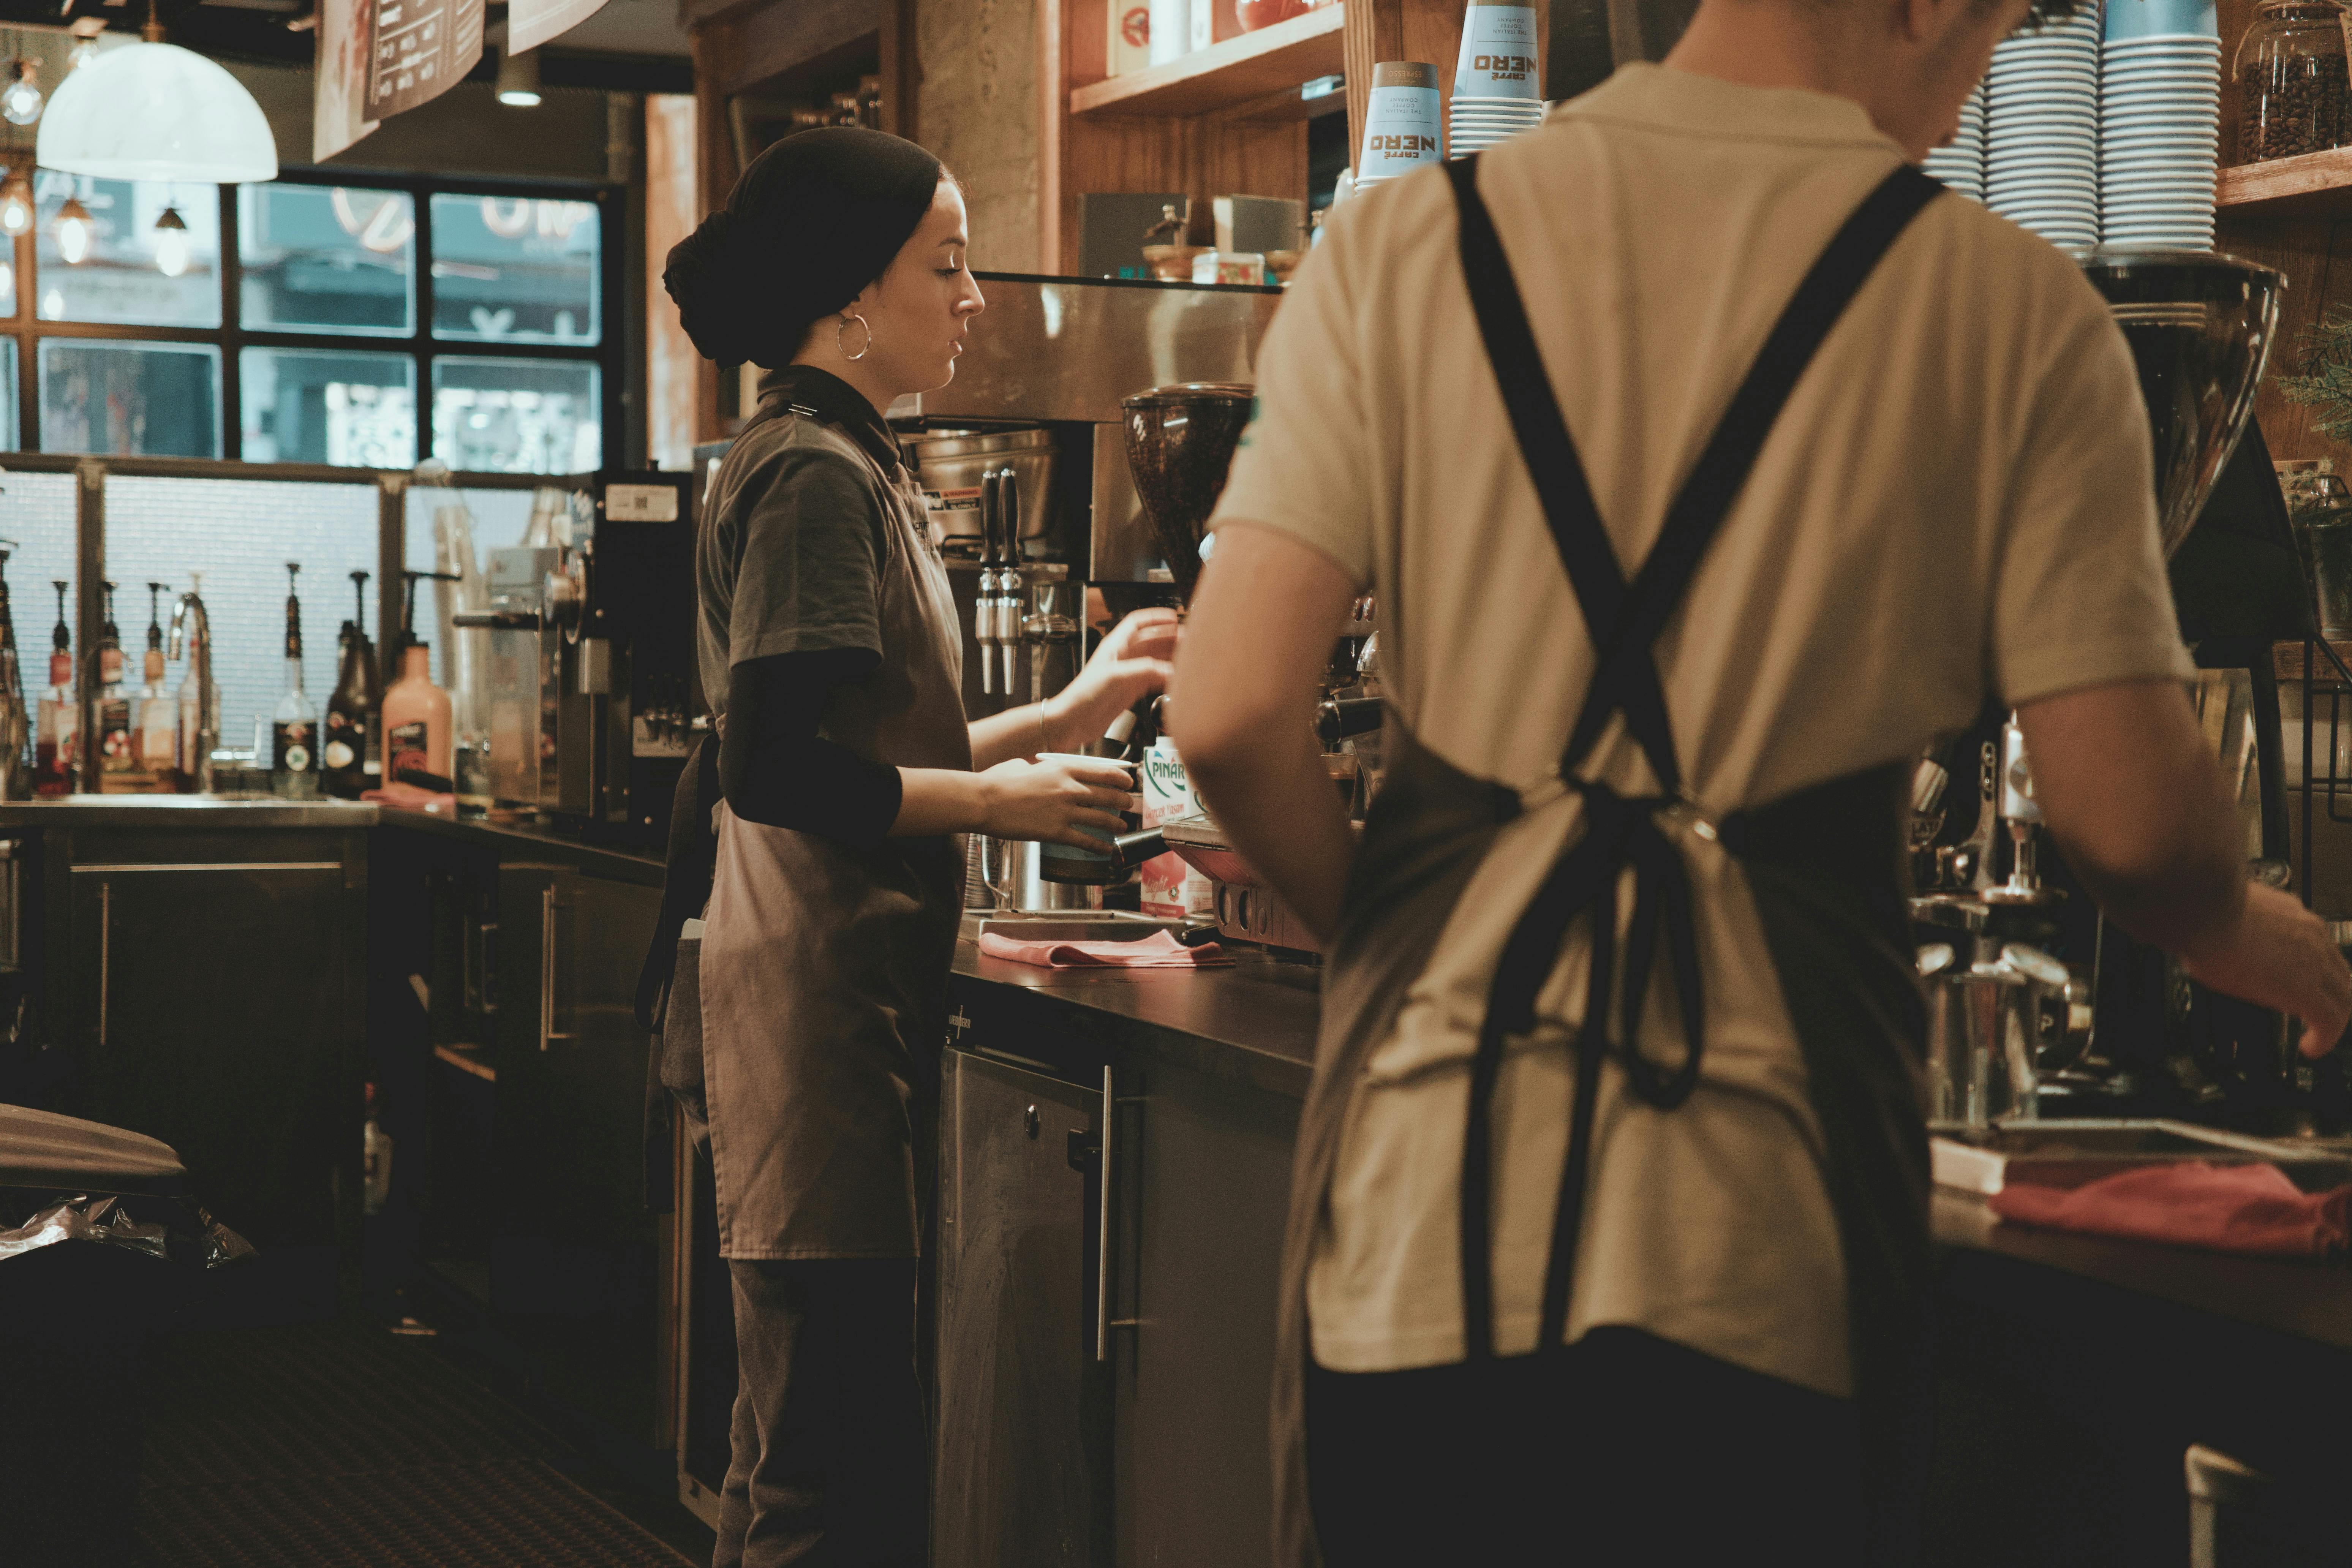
(1139, 736), (1214, 918)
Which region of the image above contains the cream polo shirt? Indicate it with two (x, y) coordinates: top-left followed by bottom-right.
(1211, 64), (2193, 1394)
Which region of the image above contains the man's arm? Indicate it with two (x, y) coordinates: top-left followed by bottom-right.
(1167, 524), (1363, 942)
(2019, 678), (2351, 1056)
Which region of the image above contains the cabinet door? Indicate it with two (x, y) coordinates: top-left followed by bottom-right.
(490, 864), (668, 1444)
(1113, 1057), (1299, 1568)
(71, 857), (357, 1248)
(936, 1047), (1108, 1568)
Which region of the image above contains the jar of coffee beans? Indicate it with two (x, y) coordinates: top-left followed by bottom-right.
(2237, 0), (2352, 163)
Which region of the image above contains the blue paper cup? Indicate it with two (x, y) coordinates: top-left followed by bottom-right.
(2103, 0), (2218, 41)
(1453, 0), (1541, 102)
(1360, 62), (1443, 182)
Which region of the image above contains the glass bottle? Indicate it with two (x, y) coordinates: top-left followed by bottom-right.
(272, 563), (319, 799)
(33, 579), (74, 797)
(132, 582), (175, 784)
(95, 580), (133, 789)
(173, 572), (214, 791)
(2236, 2), (2351, 163)
(324, 569), (380, 801)
(0, 543), (27, 801)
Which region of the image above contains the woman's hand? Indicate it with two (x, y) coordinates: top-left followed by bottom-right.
(1043, 609), (1179, 749)
(975, 755), (1136, 850)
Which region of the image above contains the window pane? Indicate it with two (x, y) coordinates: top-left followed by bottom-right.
(432, 356), (599, 473)
(41, 340), (222, 457)
(36, 174), (220, 328)
(430, 194), (599, 345)
(239, 185), (416, 337)
(242, 348), (416, 467)
(0, 339), (21, 452)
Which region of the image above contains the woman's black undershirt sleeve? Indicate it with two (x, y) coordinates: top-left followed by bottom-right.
(719, 648), (907, 846)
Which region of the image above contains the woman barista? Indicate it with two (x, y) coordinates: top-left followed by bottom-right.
(665, 129), (1174, 1567)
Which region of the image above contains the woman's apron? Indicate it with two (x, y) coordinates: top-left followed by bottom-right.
(1271, 158), (1943, 1566)
(694, 401), (971, 1261)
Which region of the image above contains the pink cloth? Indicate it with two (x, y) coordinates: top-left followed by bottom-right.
(976, 929), (1231, 969)
(1988, 1160), (2352, 1258)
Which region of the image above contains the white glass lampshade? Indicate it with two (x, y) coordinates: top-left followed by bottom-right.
(36, 41), (276, 185)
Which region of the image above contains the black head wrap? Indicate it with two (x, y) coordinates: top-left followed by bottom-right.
(664, 127), (944, 369)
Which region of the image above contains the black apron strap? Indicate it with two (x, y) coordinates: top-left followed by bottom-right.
(1445, 154), (1940, 1361)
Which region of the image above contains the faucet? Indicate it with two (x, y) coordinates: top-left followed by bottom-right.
(167, 583), (218, 793)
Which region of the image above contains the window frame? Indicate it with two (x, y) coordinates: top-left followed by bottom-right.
(4, 166), (624, 469)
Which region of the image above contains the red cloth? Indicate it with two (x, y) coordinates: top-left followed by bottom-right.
(976, 929), (1230, 969)
(1988, 1160), (2352, 1258)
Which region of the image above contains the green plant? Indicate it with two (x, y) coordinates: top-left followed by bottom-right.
(2281, 307), (2352, 444)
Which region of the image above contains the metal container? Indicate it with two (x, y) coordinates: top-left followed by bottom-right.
(2077, 250), (2284, 558)
(903, 427), (1058, 558)
(1160, 811), (1324, 953)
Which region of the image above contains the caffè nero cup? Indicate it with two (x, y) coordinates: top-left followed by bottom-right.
(1454, 0), (1541, 101)
(1034, 752), (1140, 881)
(1359, 62), (1443, 183)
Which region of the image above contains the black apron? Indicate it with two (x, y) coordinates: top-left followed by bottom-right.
(1271, 157), (1942, 1566)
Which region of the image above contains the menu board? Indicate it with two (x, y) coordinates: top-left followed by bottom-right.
(364, 0), (485, 122)
(507, 0), (609, 58)
(312, 0), (379, 161)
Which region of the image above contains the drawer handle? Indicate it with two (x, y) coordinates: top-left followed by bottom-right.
(96, 879), (109, 1049)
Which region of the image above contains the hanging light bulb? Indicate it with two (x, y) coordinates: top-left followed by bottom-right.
(1, 62), (41, 127)
(152, 205), (187, 278)
(0, 173), (31, 238)
(495, 47), (541, 107)
(54, 196), (92, 265)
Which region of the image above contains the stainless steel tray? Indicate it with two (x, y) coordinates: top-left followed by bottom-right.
(1932, 1119), (2352, 1196)
(958, 909), (1195, 945)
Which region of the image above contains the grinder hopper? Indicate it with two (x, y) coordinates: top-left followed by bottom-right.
(2077, 249), (2284, 556)
(1122, 382), (1256, 601)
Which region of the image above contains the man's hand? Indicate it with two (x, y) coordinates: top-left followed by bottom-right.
(2180, 882), (2352, 1059)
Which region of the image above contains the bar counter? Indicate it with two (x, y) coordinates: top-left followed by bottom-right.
(7, 795), (2349, 1563)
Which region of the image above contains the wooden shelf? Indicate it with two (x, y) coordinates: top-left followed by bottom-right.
(2217, 147), (2352, 222)
(1070, 6), (1344, 119)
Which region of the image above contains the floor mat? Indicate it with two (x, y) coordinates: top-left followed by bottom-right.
(133, 1322), (696, 1568)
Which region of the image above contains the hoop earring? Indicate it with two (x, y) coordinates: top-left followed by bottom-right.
(837, 312), (872, 362)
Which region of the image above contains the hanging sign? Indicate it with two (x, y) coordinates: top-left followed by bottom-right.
(507, 0), (609, 58)
(364, 0), (485, 120)
(313, 0), (380, 161)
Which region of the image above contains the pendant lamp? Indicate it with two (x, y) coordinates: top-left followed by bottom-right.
(36, 17), (276, 185)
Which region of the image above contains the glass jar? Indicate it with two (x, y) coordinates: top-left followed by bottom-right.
(2236, 0), (2351, 162)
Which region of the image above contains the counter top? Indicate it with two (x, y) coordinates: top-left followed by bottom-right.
(949, 941), (1320, 1099)
(0, 795), (378, 828)
(950, 953), (2352, 1353)
(1933, 1186), (2352, 1355)
(0, 795), (666, 882)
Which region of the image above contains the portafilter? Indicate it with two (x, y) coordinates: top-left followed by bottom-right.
(2076, 249), (2283, 558)
(1122, 382), (1255, 602)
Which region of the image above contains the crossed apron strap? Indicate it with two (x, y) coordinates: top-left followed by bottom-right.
(1445, 153), (1941, 1362)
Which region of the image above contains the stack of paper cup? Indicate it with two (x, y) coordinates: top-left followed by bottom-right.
(1448, 0), (1544, 155)
(1358, 61), (1444, 188)
(2098, 0), (2219, 248)
(1984, 2), (2102, 247)
(1922, 85), (1987, 203)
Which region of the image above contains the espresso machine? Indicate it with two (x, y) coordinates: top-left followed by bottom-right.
(1114, 380), (1386, 952)
(458, 471), (699, 847)
(1913, 248), (2301, 1131)
(885, 272), (1284, 919)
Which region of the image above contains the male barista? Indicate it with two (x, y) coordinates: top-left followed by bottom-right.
(1170, 1), (2352, 1563)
